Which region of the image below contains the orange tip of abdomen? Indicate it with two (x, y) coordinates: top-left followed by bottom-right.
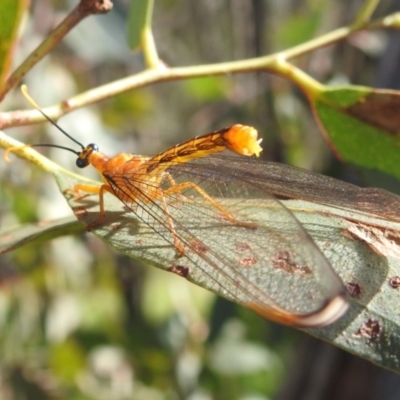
(223, 124), (263, 157)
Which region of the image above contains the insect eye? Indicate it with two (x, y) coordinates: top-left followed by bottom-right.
(89, 143), (99, 152)
(76, 158), (89, 168)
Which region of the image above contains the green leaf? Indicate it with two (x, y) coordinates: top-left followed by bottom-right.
(127, 0), (154, 51)
(311, 86), (400, 179)
(0, 0), (29, 86)
(53, 165), (400, 373)
(49, 339), (86, 383)
(0, 216), (85, 254)
(296, 198), (400, 372)
(183, 77), (228, 101)
(277, 10), (320, 49)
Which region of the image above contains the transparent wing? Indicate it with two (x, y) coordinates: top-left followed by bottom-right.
(203, 156), (400, 221)
(104, 155), (348, 327)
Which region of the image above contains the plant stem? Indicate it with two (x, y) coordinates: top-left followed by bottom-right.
(0, 0), (113, 101)
(141, 27), (160, 68)
(140, 0), (159, 68)
(0, 130), (88, 180)
(0, 11), (399, 129)
(352, 0), (380, 28)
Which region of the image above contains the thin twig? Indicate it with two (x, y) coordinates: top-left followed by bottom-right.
(0, 0), (113, 101)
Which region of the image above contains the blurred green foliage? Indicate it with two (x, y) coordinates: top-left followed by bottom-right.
(0, 0), (398, 399)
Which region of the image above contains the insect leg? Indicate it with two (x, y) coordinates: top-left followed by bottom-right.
(163, 181), (257, 229)
(160, 193), (186, 256)
(162, 172), (188, 202)
(69, 183), (114, 230)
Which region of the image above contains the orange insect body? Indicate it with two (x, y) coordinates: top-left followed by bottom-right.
(74, 125), (262, 224)
(86, 124), (260, 175)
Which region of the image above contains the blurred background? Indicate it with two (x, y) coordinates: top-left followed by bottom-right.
(2, 0), (400, 399)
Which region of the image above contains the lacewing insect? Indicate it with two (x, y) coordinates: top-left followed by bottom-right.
(7, 85), (349, 327)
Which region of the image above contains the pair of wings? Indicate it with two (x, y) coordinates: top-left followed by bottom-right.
(98, 153), (348, 327)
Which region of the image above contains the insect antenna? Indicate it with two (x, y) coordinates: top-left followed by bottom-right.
(21, 84), (85, 151)
(29, 143), (80, 156)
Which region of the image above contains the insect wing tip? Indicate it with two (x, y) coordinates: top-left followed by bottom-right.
(293, 294), (349, 328)
(247, 293), (349, 328)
